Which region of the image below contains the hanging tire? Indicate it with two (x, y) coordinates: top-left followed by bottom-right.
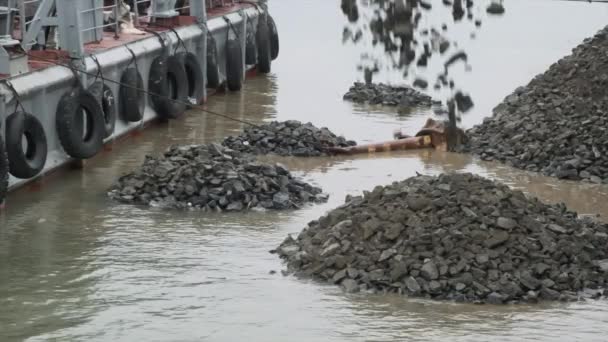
(245, 22), (257, 65)
(226, 37), (243, 91)
(5, 111), (47, 179)
(56, 88), (105, 159)
(148, 55), (188, 119)
(89, 81), (117, 138)
(119, 67), (145, 122)
(256, 15), (272, 74)
(0, 134), (7, 204)
(176, 52), (205, 105)
(207, 34), (220, 88)
(268, 14), (279, 61)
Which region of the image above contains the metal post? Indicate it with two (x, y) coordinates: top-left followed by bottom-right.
(56, 0), (84, 58)
(190, 0), (206, 21)
(18, 0), (26, 40)
(152, 0), (177, 18)
(22, 0), (56, 51)
(196, 0), (207, 102)
(113, 0), (120, 39)
(239, 10), (245, 80)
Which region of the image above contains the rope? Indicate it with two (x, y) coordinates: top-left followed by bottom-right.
(124, 45), (140, 73)
(68, 59), (85, 89)
(223, 16), (240, 41)
(146, 22), (189, 54)
(4, 81), (26, 114)
(21, 51), (302, 143)
(140, 27), (167, 51)
(90, 54), (104, 84)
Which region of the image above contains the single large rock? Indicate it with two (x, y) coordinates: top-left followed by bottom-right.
(221, 120), (356, 157)
(108, 143), (327, 211)
(275, 173), (608, 303)
(459, 26), (608, 184)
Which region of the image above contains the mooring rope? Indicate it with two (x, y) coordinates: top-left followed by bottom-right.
(20, 50), (319, 147)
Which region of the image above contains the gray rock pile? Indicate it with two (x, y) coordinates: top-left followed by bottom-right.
(343, 82), (434, 107)
(274, 173), (608, 304)
(459, 27), (608, 183)
(221, 120), (357, 157)
(109, 143), (327, 211)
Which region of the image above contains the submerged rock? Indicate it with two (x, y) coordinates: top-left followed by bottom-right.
(222, 120), (356, 157)
(275, 173), (608, 303)
(460, 26), (608, 184)
(108, 143), (327, 211)
(343, 82), (434, 108)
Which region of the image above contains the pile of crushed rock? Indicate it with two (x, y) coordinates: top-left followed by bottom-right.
(274, 173), (608, 304)
(459, 27), (608, 183)
(343, 82), (434, 108)
(109, 143), (327, 211)
(222, 120), (357, 157)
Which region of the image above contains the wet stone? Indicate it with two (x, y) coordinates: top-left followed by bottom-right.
(222, 120), (356, 157)
(109, 143), (327, 211)
(341, 279), (360, 293)
(343, 82), (433, 108)
(497, 217), (517, 230)
(275, 173), (608, 304)
(460, 26), (608, 185)
(405, 276), (422, 293)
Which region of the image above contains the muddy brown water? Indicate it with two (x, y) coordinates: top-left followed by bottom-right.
(3, 0), (608, 341)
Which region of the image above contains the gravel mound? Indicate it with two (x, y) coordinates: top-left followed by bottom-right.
(343, 82), (434, 107)
(109, 143), (328, 211)
(459, 27), (608, 183)
(274, 173), (608, 304)
(221, 120), (357, 157)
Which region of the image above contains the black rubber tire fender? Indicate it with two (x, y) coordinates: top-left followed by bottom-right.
(245, 22), (257, 65)
(0, 134), (7, 204)
(256, 15), (272, 74)
(226, 37), (243, 91)
(148, 55), (188, 119)
(56, 88), (105, 159)
(268, 14), (279, 61)
(119, 67), (145, 122)
(176, 52), (205, 105)
(206, 34), (220, 88)
(89, 81), (117, 138)
(5, 111), (47, 179)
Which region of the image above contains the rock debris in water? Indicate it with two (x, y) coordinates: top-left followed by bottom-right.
(343, 82), (435, 108)
(222, 120), (356, 157)
(108, 143), (327, 211)
(460, 27), (608, 183)
(274, 173), (608, 304)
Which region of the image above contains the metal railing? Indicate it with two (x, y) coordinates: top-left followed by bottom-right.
(174, 0), (190, 14)
(79, 0), (121, 39)
(132, 0), (153, 25)
(17, 0), (40, 46)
